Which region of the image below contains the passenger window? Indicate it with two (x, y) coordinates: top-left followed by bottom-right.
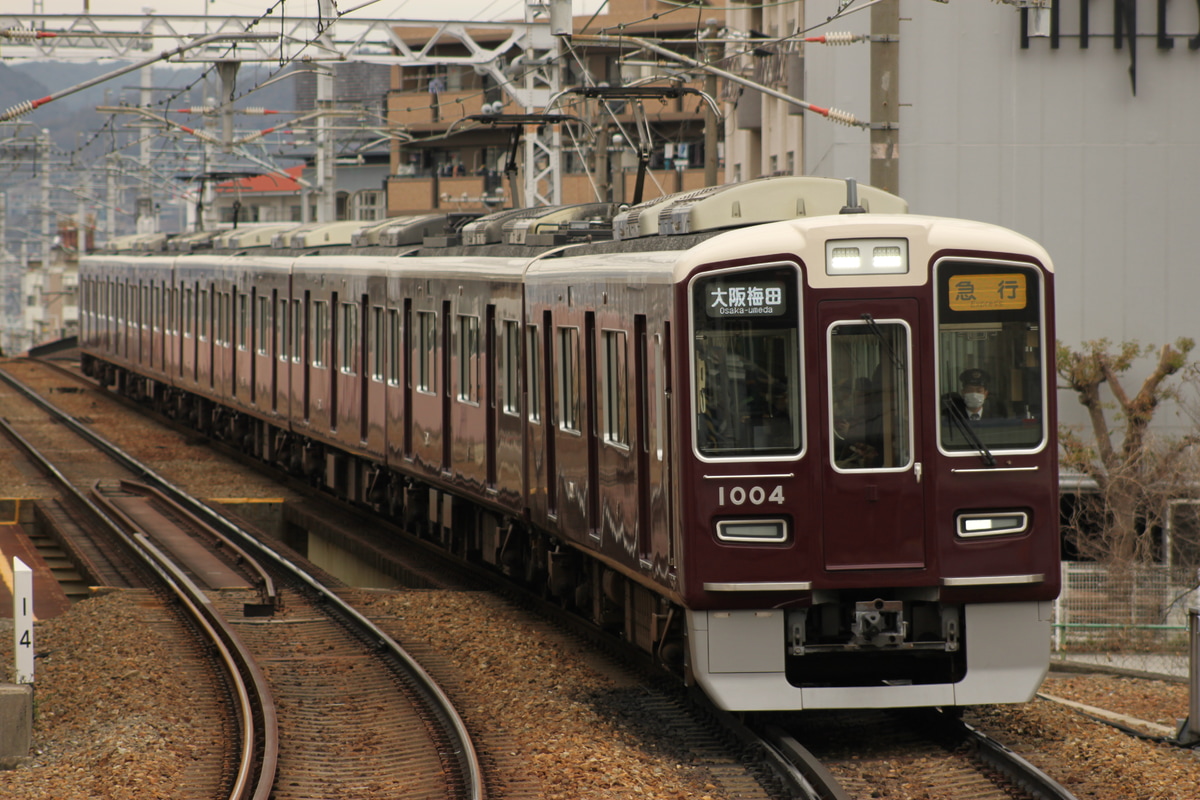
(691, 265), (801, 457)
(257, 296), (271, 356)
(458, 314), (480, 403)
(828, 320), (913, 471)
(558, 327), (580, 433)
(503, 320), (521, 416)
(312, 301), (328, 368)
(527, 323), (541, 424)
(602, 329), (628, 446)
(936, 262), (1045, 453)
(340, 302), (358, 375)
(278, 298), (289, 361)
(387, 308), (402, 386)
(415, 310), (437, 394)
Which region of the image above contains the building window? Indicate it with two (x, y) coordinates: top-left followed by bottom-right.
(352, 190), (383, 221)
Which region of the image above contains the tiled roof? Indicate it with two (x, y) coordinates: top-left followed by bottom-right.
(216, 165), (304, 194)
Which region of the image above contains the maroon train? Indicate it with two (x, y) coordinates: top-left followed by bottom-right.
(79, 176), (1060, 711)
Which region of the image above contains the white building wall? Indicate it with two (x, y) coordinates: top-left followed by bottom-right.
(724, 3), (807, 182)
(796, 0), (1200, 432)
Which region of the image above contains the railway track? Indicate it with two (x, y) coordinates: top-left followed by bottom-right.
(754, 707), (1079, 800)
(4, 353), (1091, 800)
(0, 360), (485, 800)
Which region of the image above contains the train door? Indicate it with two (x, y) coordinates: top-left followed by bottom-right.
(485, 305), (497, 488)
(819, 299), (926, 571)
(365, 299), (382, 448)
(181, 281), (193, 384)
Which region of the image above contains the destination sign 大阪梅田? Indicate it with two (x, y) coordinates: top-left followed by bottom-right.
(706, 281), (786, 317)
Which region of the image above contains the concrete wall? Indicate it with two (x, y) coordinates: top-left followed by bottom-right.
(802, 0), (1200, 431)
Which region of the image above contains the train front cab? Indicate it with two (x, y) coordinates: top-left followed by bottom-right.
(678, 216), (1060, 711)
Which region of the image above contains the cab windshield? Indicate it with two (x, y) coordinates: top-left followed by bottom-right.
(692, 265), (801, 458)
(936, 260), (1046, 453)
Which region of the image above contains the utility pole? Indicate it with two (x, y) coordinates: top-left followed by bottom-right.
(136, 66), (157, 234)
(39, 129), (51, 267)
(105, 153), (118, 240)
(315, 0), (339, 222)
(315, 66), (337, 222)
(76, 169), (89, 253)
(703, 20), (721, 187)
(870, 0), (900, 193)
(520, 0), (568, 207)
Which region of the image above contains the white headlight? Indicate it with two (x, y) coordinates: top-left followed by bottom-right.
(825, 238), (909, 275)
(957, 512), (1029, 538)
(716, 519), (789, 543)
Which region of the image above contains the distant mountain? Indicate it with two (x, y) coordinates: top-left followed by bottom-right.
(0, 62), (51, 114)
(3, 60), (302, 152)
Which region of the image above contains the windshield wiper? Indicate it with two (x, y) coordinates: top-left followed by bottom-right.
(859, 313), (904, 371)
(942, 394), (996, 467)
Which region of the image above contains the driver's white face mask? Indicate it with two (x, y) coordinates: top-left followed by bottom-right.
(963, 392), (986, 410)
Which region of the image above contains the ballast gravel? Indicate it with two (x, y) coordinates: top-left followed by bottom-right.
(3, 590), (1200, 799)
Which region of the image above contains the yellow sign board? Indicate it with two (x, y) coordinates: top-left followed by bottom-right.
(948, 274), (1027, 311)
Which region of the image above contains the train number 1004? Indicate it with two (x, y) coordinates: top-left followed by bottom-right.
(716, 485), (786, 506)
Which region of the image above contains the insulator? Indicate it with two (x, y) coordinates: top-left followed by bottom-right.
(822, 32), (858, 46)
(2, 28), (42, 40)
(0, 100), (34, 122)
(242, 107), (265, 115)
(824, 107), (860, 127)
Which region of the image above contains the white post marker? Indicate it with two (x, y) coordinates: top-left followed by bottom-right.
(13, 557), (34, 684)
(1181, 607), (1199, 746)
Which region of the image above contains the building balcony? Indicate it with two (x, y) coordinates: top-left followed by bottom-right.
(386, 167), (715, 215)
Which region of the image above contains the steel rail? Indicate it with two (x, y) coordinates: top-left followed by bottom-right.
(129, 533), (279, 800)
(0, 405), (278, 800)
(2, 360), (486, 800)
(940, 709), (1079, 800)
(113, 478), (277, 608)
(761, 725), (854, 800)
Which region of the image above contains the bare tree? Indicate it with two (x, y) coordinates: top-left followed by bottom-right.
(1056, 338), (1200, 565)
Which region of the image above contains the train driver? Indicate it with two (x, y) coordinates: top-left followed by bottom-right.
(958, 368), (1004, 420)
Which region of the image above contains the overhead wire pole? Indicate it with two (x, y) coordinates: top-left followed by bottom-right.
(106, 153), (119, 240)
(703, 20), (721, 188)
(315, 0), (339, 223)
(520, 0), (569, 207)
(3, 12), (571, 211)
(572, 33), (867, 128)
(136, 65), (157, 234)
(39, 130), (51, 267)
(870, 0), (900, 193)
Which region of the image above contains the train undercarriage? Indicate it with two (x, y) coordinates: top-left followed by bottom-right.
(83, 357), (692, 679)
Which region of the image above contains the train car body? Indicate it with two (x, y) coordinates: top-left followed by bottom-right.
(79, 176), (1059, 712)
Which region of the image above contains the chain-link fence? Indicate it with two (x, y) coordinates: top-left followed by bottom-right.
(1051, 561), (1200, 678)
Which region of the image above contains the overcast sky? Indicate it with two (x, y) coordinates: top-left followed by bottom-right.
(23, 0), (605, 24)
